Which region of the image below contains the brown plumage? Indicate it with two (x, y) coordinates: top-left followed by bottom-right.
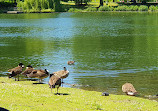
(8, 63), (24, 81)
(122, 83), (138, 96)
(48, 74), (61, 94)
(27, 69), (49, 83)
(67, 61), (75, 65)
(22, 65), (34, 76)
(53, 67), (69, 86)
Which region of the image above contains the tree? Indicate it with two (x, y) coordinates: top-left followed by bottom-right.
(74, 0), (91, 5)
(53, 0), (61, 12)
(100, 0), (103, 6)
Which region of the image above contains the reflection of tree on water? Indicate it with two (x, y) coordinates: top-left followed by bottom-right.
(70, 12), (158, 101)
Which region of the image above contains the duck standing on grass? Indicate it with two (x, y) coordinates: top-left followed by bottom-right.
(8, 63), (24, 81)
(53, 67), (69, 87)
(48, 74), (61, 94)
(22, 65), (34, 76)
(122, 83), (138, 96)
(26, 69), (49, 83)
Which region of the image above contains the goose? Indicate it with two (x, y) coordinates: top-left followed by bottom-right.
(53, 67), (69, 86)
(122, 83), (138, 96)
(48, 74), (61, 94)
(8, 63), (24, 81)
(67, 61), (75, 65)
(27, 69), (49, 83)
(22, 65), (34, 76)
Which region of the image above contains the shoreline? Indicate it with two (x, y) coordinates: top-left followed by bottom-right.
(0, 77), (157, 110)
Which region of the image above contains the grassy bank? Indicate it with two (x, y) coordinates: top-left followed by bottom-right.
(0, 77), (157, 111)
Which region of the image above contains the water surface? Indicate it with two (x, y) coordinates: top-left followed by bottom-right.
(0, 12), (158, 100)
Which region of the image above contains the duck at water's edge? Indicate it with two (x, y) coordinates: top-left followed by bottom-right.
(48, 73), (61, 94)
(22, 65), (34, 76)
(122, 83), (138, 96)
(27, 69), (49, 83)
(8, 63), (24, 81)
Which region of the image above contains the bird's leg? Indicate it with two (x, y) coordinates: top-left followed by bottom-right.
(51, 85), (52, 93)
(62, 79), (63, 87)
(39, 79), (42, 83)
(15, 76), (16, 81)
(57, 87), (59, 95)
(18, 74), (19, 81)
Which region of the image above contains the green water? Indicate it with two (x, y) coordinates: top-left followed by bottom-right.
(0, 12), (158, 100)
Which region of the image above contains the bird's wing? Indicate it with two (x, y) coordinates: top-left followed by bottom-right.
(122, 83), (137, 93)
(8, 66), (22, 74)
(27, 70), (38, 78)
(22, 68), (33, 75)
(54, 70), (69, 78)
(49, 75), (60, 86)
(8, 66), (18, 72)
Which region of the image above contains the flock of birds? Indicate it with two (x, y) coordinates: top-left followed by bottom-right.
(7, 61), (152, 96)
(7, 61), (75, 94)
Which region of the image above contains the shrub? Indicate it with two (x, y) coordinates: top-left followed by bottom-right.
(41, 8), (55, 13)
(85, 7), (97, 12)
(68, 8), (82, 12)
(131, 5), (139, 11)
(126, 5), (138, 11)
(149, 5), (157, 11)
(138, 5), (148, 11)
(114, 5), (128, 11)
(98, 5), (113, 11)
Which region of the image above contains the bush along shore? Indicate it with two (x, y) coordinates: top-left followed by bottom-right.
(0, 77), (158, 111)
(67, 5), (158, 12)
(13, 5), (158, 13)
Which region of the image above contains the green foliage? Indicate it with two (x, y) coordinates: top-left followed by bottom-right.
(138, 5), (148, 11)
(53, 0), (62, 12)
(112, 5), (140, 11)
(114, 5), (128, 11)
(74, 0), (91, 5)
(149, 5), (157, 11)
(85, 7), (97, 12)
(129, 5), (139, 11)
(108, 2), (118, 7)
(16, 0), (62, 12)
(68, 8), (83, 12)
(98, 5), (113, 11)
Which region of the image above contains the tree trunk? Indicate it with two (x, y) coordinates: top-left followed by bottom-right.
(100, 0), (103, 6)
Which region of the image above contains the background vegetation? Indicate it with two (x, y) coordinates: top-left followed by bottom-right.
(0, 0), (158, 12)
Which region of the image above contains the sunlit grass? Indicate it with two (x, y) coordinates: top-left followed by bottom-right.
(0, 77), (158, 111)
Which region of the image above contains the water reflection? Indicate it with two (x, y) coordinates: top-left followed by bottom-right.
(0, 12), (158, 101)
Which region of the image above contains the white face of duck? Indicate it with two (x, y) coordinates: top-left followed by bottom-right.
(46, 69), (49, 73)
(22, 65), (25, 68)
(19, 63), (24, 68)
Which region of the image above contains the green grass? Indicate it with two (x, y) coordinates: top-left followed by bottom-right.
(0, 77), (158, 111)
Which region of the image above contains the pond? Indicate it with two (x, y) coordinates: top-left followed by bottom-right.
(0, 12), (158, 100)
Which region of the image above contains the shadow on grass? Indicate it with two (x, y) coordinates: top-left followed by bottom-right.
(32, 83), (45, 85)
(0, 107), (9, 111)
(54, 93), (70, 96)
